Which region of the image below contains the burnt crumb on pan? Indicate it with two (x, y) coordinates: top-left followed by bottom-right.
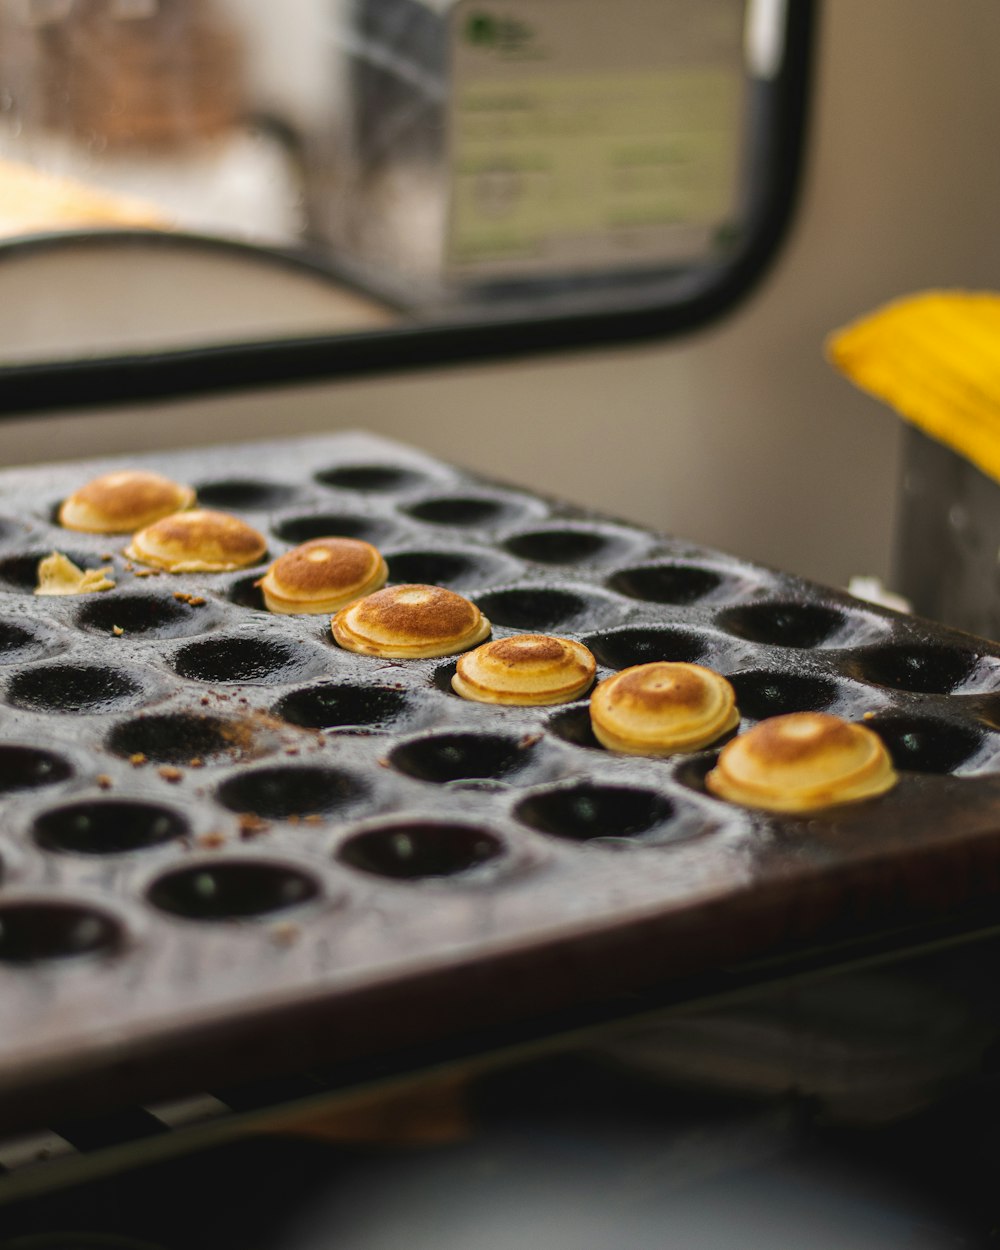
(133, 568), (159, 578)
(112, 625), (124, 636)
(189, 757), (204, 768)
(197, 831), (226, 849)
(238, 812), (270, 839)
(130, 753), (147, 767)
(173, 592), (206, 606)
(96, 773), (113, 790)
(100, 552), (114, 561)
(270, 922), (300, 947)
(158, 766), (183, 783)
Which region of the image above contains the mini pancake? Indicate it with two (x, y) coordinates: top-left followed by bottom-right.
(590, 662), (739, 756)
(453, 634), (596, 706)
(126, 509), (267, 573)
(705, 711), (897, 813)
(332, 584), (490, 659)
(59, 470), (195, 533)
(260, 538), (388, 614)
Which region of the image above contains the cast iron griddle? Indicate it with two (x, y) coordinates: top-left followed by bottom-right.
(2, 431), (1000, 1132)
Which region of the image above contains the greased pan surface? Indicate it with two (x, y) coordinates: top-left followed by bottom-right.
(2, 431), (1000, 1131)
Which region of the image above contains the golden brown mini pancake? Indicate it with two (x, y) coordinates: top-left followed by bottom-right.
(453, 634), (596, 706)
(332, 584), (490, 658)
(260, 538), (388, 615)
(35, 551), (115, 596)
(590, 662), (739, 756)
(705, 712), (897, 813)
(126, 509), (266, 573)
(59, 470), (195, 534)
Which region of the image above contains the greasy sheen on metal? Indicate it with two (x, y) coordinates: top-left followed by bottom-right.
(0, 430), (999, 1135)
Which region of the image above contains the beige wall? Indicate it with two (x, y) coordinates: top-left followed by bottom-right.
(4, 1), (1000, 589)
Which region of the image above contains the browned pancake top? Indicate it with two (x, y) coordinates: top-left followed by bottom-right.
(150, 510), (265, 559)
(72, 471), (187, 523)
(350, 585), (479, 642)
(609, 663), (708, 712)
(744, 712), (859, 766)
(271, 539), (377, 593)
(487, 635), (566, 665)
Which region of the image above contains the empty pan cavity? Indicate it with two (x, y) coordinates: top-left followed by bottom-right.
(316, 464), (427, 492)
(404, 495), (514, 527)
(273, 513), (393, 546)
(148, 860), (319, 920)
(608, 563), (725, 605)
(77, 592), (213, 639)
(867, 714), (985, 774)
(0, 744), (72, 792)
(474, 586), (595, 632)
(107, 712), (244, 764)
(35, 799), (188, 855)
(174, 635), (313, 684)
(584, 626), (707, 670)
(194, 479), (298, 510)
(717, 602), (850, 649)
(728, 670), (840, 721)
(274, 682), (410, 731)
(228, 574), (267, 611)
(338, 822), (504, 880)
(547, 704), (602, 750)
(0, 620), (47, 663)
(0, 550), (98, 593)
(386, 549), (500, 590)
(847, 642), (979, 694)
(0, 900), (123, 962)
(390, 732), (535, 784)
(515, 783), (677, 844)
(217, 764), (366, 820)
(7, 663), (145, 714)
(503, 527), (613, 565)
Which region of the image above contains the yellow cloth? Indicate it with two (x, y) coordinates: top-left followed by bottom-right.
(827, 290), (1000, 484)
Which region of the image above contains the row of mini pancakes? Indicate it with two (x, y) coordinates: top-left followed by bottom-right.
(54, 470), (898, 815)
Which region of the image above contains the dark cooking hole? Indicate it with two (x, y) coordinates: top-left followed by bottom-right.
(547, 704), (602, 750)
(148, 861), (319, 921)
(405, 496), (508, 526)
(194, 478), (298, 509)
(515, 783), (675, 843)
(609, 564), (724, 605)
(387, 550), (485, 588)
(848, 643), (979, 695)
(107, 712), (240, 764)
(475, 587), (590, 631)
(228, 575), (266, 611)
(868, 714), (984, 774)
(728, 670), (839, 720)
(273, 514), (389, 545)
(76, 593), (205, 638)
(174, 635), (302, 683)
(675, 754), (718, 797)
(217, 765), (365, 820)
(585, 626), (706, 670)
(7, 663), (143, 714)
(274, 683), (410, 730)
(390, 732), (533, 784)
(339, 822), (503, 880)
(0, 620), (44, 662)
(433, 660), (459, 695)
(0, 901), (122, 962)
(0, 550), (94, 592)
(35, 800), (188, 855)
(504, 529), (610, 565)
(317, 464), (425, 492)
(718, 601), (846, 649)
(0, 744), (72, 792)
